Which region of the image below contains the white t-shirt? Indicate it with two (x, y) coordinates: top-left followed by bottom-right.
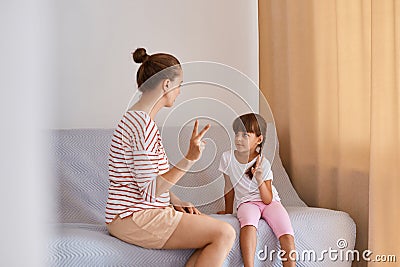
(218, 150), (280, 209)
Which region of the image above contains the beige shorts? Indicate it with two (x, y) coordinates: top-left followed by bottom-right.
(106, 205), (183, 249)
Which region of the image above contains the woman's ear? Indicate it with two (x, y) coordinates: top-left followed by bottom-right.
(162, 79), (171, 93)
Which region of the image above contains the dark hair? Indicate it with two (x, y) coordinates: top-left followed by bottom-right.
(232, 113), (267, 179)
(132, 48), (181, 92)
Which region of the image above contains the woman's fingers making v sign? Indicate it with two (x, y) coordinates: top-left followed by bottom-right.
(186, 120), (211, 161)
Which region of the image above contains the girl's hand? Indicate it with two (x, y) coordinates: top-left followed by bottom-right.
(252, 154), (264, 184)
(185, 120), (210, 161)
(173, 201), (201, 215)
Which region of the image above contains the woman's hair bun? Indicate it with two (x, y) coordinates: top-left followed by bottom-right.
(132, 48), (150, 63)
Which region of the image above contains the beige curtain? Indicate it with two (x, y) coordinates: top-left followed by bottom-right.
(259, 1), (399, 266)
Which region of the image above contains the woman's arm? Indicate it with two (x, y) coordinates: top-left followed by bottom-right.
(155, 121), (210, 196)
(155, 157), (195, 196)
(223, 173), (235, 214)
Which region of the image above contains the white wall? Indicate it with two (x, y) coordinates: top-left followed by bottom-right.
(1, 1), (54, 266)
(54, 0), (259, 129)
(0, 2), (259, 264)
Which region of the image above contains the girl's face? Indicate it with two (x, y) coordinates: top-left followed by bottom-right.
(234, 131), (263, 154)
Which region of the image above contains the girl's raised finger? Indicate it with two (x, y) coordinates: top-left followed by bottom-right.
(254, 154), (262, 170)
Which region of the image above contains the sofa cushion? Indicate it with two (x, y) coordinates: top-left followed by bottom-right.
(48, 209), (355, 267)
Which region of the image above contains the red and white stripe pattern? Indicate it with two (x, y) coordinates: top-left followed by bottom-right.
(105, 110), (170, 223)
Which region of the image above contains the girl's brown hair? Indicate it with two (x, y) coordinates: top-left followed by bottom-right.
(132, 48), (181, 92)
(232, 113), (267, 179)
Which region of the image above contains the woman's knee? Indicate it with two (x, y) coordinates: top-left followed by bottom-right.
(214, 222), (236, 245)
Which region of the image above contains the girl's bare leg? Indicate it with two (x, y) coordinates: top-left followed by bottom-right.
(240, 225), (257, 267)
(279, 234), (296, 267)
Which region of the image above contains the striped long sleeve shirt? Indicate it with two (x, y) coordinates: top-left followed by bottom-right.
(105, 110), (170, 223)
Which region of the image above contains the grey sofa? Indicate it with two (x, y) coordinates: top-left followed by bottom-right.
(48, 126), (356, 266)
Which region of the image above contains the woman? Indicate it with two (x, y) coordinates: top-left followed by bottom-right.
(105, 48), (236, 267)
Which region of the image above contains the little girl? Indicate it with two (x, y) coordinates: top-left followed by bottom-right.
(218, 113), (296, 267)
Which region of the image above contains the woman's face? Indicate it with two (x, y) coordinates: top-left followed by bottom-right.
(164, 70), (183, 107)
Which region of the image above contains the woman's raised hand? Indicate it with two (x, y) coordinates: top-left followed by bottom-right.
(185, 120), (210, 161)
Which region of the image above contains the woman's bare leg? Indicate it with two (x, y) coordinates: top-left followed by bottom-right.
(185, 248), (202, 267)
(240, 225), (257, 267)
(162, 213), (236, 267)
